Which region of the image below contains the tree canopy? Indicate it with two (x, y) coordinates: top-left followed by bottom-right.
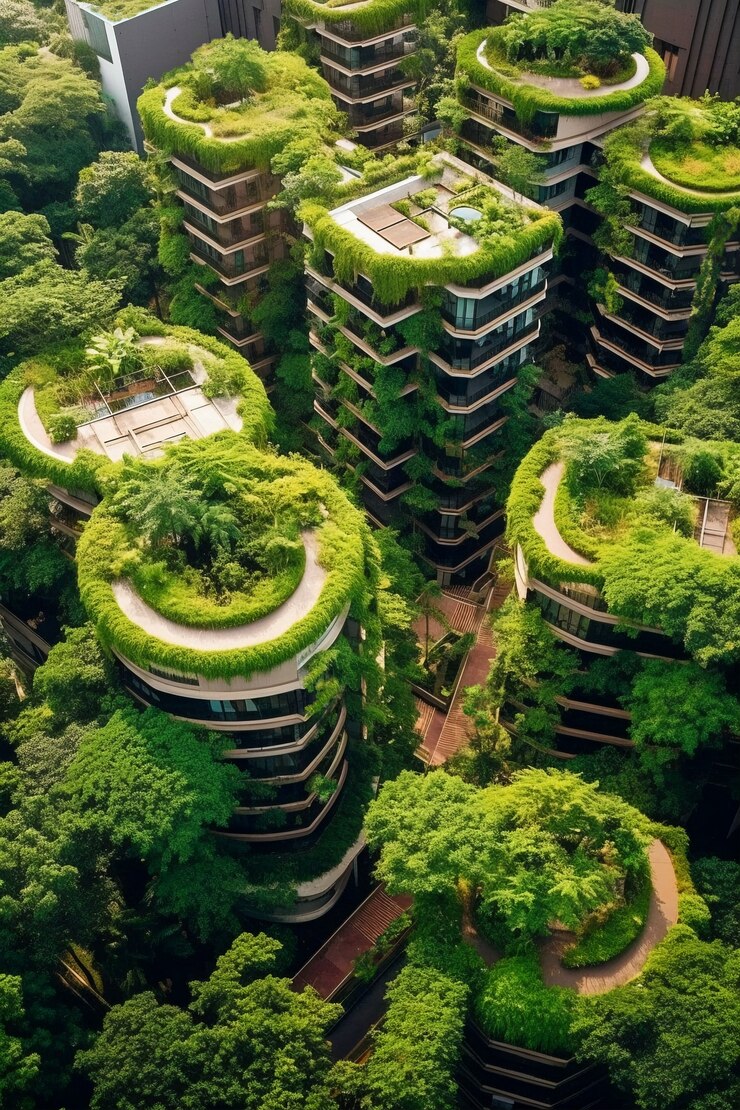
(366, 768), (649, 939)
(77, 932), (342, 1110)
(572, 926), (740, 1110)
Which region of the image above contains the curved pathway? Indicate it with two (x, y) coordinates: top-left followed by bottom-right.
(540, 839), (679, 995)
(163, 87), (249, 144)
(18, 387), (77, 464)
(111, 530), (328, 650)
(533, 461), (592, 565)
(475, 42), (649, 98)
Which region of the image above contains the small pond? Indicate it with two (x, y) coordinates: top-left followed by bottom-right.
(450, 205), (482, 222)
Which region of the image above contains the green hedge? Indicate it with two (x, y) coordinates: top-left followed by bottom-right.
(76, 437), (373, 680)
(137, 51), (339, 175)
(474, 951), (577, 1056)
(300, 197), (562, 307)
(284, 0), (430, 37)
(600, 117), (740, 216)
(456, 29), (665, 126)
(505, 430), (603, 589)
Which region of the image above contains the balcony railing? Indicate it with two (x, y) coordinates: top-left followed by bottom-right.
(442, 279), (546, 331)
(321, 37), (415, 73)
(318, 13), (415, 42)
(437, 320), (538, 372)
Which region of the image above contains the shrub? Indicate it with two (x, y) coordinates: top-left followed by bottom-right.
(562, 857), (651, 968)
(580, 75), (601, 90)
(474, 952), (576, 1055)
(47, 412), (78, 444)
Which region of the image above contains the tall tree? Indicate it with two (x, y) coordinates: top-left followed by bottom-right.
(77, 932), (342, 1110)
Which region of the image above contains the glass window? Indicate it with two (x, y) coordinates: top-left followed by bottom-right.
(82, 12), (112, 64)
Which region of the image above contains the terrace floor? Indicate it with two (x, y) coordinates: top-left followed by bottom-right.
(416, 578), (510, 766)
(291, 885), (412, 1001)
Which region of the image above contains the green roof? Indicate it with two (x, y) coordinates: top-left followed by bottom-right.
(82, 0), (168, 21)
(0, 311), (273, 496)
(137, 39), (343, 175)
(76, 435), (375, 680)
(284, 0), (430, 36)
(457, 27), (664, 126)
(601, 99), (740, 214)
(301, 153), (563, 306)
(507, 417), (740, 665)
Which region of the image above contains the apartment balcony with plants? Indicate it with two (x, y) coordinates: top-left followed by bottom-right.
(301, 151), (561, 584)
(138, 37), (345, 380)
(587, 95), (740, 383)
(283, 0), (422, 148)
(506, 416), (740, 756)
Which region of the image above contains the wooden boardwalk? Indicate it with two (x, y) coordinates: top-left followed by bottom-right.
(416, 579), (511, 767)
(292, 886), (412, 1001)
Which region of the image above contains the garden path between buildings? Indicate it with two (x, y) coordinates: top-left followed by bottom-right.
(463, 839), (679, 995)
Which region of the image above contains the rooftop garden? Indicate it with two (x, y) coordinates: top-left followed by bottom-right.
(597, 96), (740, 214)
(84, 0), (167, 20)
(456, 1), (664, 125)
(284, 0), (430, 37)
(302, 153), (562, 305)
(364, 767), (703, 1057)
(137, 37), (345, 175)
(507, 415), (740, 665)
(76, 433), (375, 679)
(0, 310), (272, 494)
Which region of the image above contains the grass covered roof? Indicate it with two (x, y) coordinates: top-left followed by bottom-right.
(137, 37), (344, 175)
(284, 0), (430, 37)
(507, 416), (740, 665)
(76, 434), (375, 680)
(600, 97), (740, 214)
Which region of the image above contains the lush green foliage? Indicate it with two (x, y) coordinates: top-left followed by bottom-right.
(493, 1), (651, 79)
(367, 768), (650, 942)
(285, 0), (430, 38)
(572, 926), (740, 1110)
(77, 931), (342, 1109)
(456, 28), (664, 126)
(692, 858), (740, 946)
(344, 965), (468, 1110)
(475, 952), (576, 1054)
(138, 40), (343, 175)
(301, 173), (562, 306)
(77, 435), (374, 680)
(561, 854), (651, 968)
(0, 210), (56, 279)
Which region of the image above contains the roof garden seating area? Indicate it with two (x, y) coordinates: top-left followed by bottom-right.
(0, 312), (272, 495)
(302, 152), (562, 306)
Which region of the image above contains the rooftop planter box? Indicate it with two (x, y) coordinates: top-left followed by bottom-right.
(284, 0), (430, 38)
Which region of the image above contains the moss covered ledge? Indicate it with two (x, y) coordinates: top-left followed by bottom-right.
(284, 0), (430, 37)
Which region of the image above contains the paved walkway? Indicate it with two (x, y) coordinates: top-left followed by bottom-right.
(533, 462), (592, 565)
(416, 580), (510, 766)
(460, 840), (678, 995)
(476, 41), (650, 97)
(292, 885), (412, 1001)
(112, 530), (329, 647)
(540, 839), (679, 995)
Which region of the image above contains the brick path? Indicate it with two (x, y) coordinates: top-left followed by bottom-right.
(292, 886), (412, 1001)
(417, 579), (511, 766)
